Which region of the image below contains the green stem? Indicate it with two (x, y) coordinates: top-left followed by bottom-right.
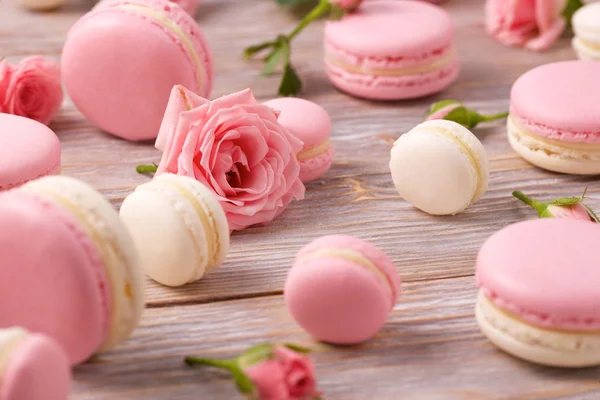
(184, 357), (237, 370)
(136, 165), (158, 174)
(512, 191), (546, 214)
(481, 111), (509, 122)
(288, 0), (331, 40)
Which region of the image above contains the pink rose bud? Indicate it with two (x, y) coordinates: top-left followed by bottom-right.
(0, 56), (63, 126)
(512, 189), (599, 222)
(485, 0), (585, 51)
(425, 100), (508, 129)
(330, 0), (362, 11)
(185, 343), (321, 400)
(142, 86), (305, 231)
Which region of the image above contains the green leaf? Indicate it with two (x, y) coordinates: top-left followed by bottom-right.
(443, 107), (484, 129)
(262, 47), (283, 76)
(279, 63), (303, 96)
(283, 343), (312, 353)
(244, 41), (277, 59)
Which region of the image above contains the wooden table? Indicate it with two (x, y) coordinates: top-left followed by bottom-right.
(2, 0), (599, 398)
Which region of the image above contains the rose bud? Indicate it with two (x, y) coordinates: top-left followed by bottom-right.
(512, 189), (599, 222)
(185, 343), (321, 400)
(425, 100), (508, 129)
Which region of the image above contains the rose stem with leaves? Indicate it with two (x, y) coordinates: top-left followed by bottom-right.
(244, 0), (344, 96)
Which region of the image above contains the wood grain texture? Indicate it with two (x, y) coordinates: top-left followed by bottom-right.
(1, 0), (599, 397)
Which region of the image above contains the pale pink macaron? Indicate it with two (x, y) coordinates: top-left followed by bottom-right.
(263, 98), (334, 183)
(0, 328), (71, 400)
(476, 219), (600, 367)
(324, 0), (459, 100)
(0, 114), (60, 191)
(62, 0), (213, 141)
(0, 176), (145, 365)
(508, 61), (600, 175)
(285, 235), (401, 344)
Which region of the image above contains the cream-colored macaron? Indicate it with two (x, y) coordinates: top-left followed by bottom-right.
(16, 0), (66, 11)
(572, 2), (600, 61)
(120, 173), (230, 287)
(389, 120), (489, 215)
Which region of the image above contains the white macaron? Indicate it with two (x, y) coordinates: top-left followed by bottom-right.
(572, 2), (600, 61)
(120, 173), (230, 287)
(389, 120), (489, 216)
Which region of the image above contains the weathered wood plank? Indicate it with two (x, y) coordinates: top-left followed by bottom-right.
(75, 277), (600, 400)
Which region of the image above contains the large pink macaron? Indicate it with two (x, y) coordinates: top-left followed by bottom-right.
(0, 176), (145, 365)
(0, 328), (71, 400)
(324, 0), (459, 100)
(508, 61), (600, 175)
(476, 219), (600, 367)
(0, 114), (60, 191)
(62, 0), (213, 141)
(285, 235), (401, 344)
(263, 98), (334, 183)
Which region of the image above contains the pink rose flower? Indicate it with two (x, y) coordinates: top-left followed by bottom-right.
(273, 346), (318, 398)
(245, 360), (291, 400)
(330, 0), (362, 11)
(156, 86), (305, 231)
(0, 60), (12, 113)
(1, 56), (63, 125)
(485, 0), (570, 51)
(546, 203), (594, 221)
(426, 102), (461, 121)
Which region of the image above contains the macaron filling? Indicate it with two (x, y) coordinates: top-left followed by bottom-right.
(298, 247), (396, 306)
(297, 139), (332, 162)
(156, 176), (221, 270)
(325, 45), (456, 78)
(111, 3), (204, 92)
(477, 292), (600, 351)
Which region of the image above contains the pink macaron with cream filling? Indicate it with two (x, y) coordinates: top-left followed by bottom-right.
(508, 61), (600, 175)
(285, 235), (401, 344)
(0, 176), (145, 365)
(476, 219), (600, 367)
(324, 0), (459, 100)
(0, 328), (71, 400)
(0, 114), (60, 191)
(263, 98), (334, 183)
(62, 0), (213, 141)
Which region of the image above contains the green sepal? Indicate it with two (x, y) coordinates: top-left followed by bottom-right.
(426, 100), (462, 117)
(283, 343), (312, 353)
(279, 63), (302, 96)
(238, 343), (275, 369)
(547, 197), (582, 206)
(582, 203), (600, 223)
(328, 4), (345, 20)
(244, 41), (277, 59)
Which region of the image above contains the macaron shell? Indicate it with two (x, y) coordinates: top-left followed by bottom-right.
(324, 0), (454, 57)
(21, 176), (146, 353)
(62, 0), (212, 141)
(573, 3), (600, 44)
(299, 146), (335, 183)
(297, 234), (401, 305)
(476, 219), (600, 330)
(0, 191), (109, 365)
(510, 61), (600, 141)
(572, 37), (600, 61)
(0, 335), (71, 400)
(0, 114), (61, 191)
(285, 257), (392, 344)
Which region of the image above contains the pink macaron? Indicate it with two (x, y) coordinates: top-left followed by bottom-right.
(324, 0), (459, 100)
(263, 98), (334, 183)
(285, 235), (401, 344)
(508, 61), (600, 175)
(0, 176), (145, 365)
(0, 328), (71, 400)
(476, 219), (600, 367)
(0, 114), (60, 191)
(62, 0), (213, 141)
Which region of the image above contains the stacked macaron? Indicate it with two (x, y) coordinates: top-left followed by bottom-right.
(572, 2), (600, 61)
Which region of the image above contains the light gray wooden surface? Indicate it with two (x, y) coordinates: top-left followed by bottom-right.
(1, 0), (599, 398)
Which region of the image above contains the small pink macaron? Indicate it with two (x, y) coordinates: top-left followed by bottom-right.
(476, 219), (600, 367)
(0, 114), (61, 191)
(263, 98), (334, 183)
(285, 235), (401, 344)
(62, 0), (213, 141)
(324, 0), (459, 100)
(0, 328), (71, 400)
(508, 61), (600, 175)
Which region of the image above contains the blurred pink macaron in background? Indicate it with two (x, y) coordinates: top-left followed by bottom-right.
(0, 176), (145, 365)
(263, 98), (334, 183)
(324, 0), (459, 100)
(0, 327), (71, 400)
(61, 0), (213, 141)
(0, 114), (61, 191)
(285, 235), (401, 344)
